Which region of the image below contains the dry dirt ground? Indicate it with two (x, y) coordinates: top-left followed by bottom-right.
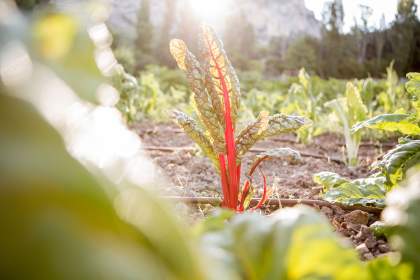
(133, 121), (396, 260)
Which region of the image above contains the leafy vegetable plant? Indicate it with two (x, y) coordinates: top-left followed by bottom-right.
(112, 65), (188, 123)
(352, 73), (420, 189)
(325, 82), (368, 167)
(313, 172), (387, 207)
(283, 68), (322, 143)
(169, 25), (307, 211)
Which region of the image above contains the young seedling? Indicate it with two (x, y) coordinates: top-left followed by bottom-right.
(170, 25), (307, 211)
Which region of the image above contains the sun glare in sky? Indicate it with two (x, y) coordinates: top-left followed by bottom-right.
(189, 0), (231, 23)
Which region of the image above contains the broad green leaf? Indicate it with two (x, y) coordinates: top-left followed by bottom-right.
(352, 114), (420, 135)
(0, 93), (207, 280)
(314, 172), (387, 207)
(200, 206), (369, 280)
(366, 257), (412, 280)
(378, 140), (420, 186)
(193, 208), (235, 236)
(383, 166), (420, 278)
(313, 171), (350, 189)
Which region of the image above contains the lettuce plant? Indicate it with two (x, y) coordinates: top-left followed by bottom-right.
(169, 25), (307, 211)
(325, 82), (368, 167)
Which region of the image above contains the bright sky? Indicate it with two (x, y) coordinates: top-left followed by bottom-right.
(305, 0), (420, 32)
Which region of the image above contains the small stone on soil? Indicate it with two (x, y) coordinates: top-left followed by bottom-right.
(356, 243), (370, 255)
(343, 210), (369, 225)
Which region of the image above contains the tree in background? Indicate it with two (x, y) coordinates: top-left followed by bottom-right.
(356, 5), (373, 64)
(135, 0), (155, 69)
(320, 0), (346, 77)
(374, 15), (388, 73)
(156, 0), (177, 67)
(284, 36), (319, 74)
(177, 0), (199, 54)
(390, 0), (420, 74)
(223, 10), (259, 70)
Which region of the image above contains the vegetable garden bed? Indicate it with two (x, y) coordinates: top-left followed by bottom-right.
(135, 121), (395, 260)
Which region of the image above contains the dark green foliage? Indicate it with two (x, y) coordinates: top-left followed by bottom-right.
(135, 0), (155, 69)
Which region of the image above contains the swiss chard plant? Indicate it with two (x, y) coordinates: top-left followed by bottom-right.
(351, 72), (420, 189)
(325, 82), (368, 167)
(169, 25), (307, 211)
(283, 68), (322, 143)
(314, 73), (420, 208)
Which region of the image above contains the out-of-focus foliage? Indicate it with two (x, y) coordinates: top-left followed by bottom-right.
(3, 3), (420, 279)
(313, 172), (387, 207)
(199, 206), (410, 280)
(112, 65), (189, 123)
(352, 114), (420, 135)
(383, 165), (420, 279)
(0, 92), (208, 280)
(351, 73), (420, 189)
(325, 82), (368, 167)
(377, 140), (420, 187)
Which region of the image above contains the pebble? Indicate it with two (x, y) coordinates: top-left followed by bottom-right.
(343, 210), (369, 225)
(365, 237), (376, 249)
(363, 252), (374, 260)
(378, 244), (390, 253)
(356, 243), (370, 254)
(321, 206), (333, 217)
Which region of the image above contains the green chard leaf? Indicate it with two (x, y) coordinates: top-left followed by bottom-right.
(352, 114), (420, 135)
(378, 140), (420, 186)
(314, 172), (387, 207)
(200, 206), (370, 280)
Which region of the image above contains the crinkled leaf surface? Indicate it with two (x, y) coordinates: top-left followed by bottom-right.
(352, 114), (420, 135)
(313, 171), (350, 189)
(378, 140), (420, 186)
(314, 172), (387, 207)
(199, 25), (241, 125)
